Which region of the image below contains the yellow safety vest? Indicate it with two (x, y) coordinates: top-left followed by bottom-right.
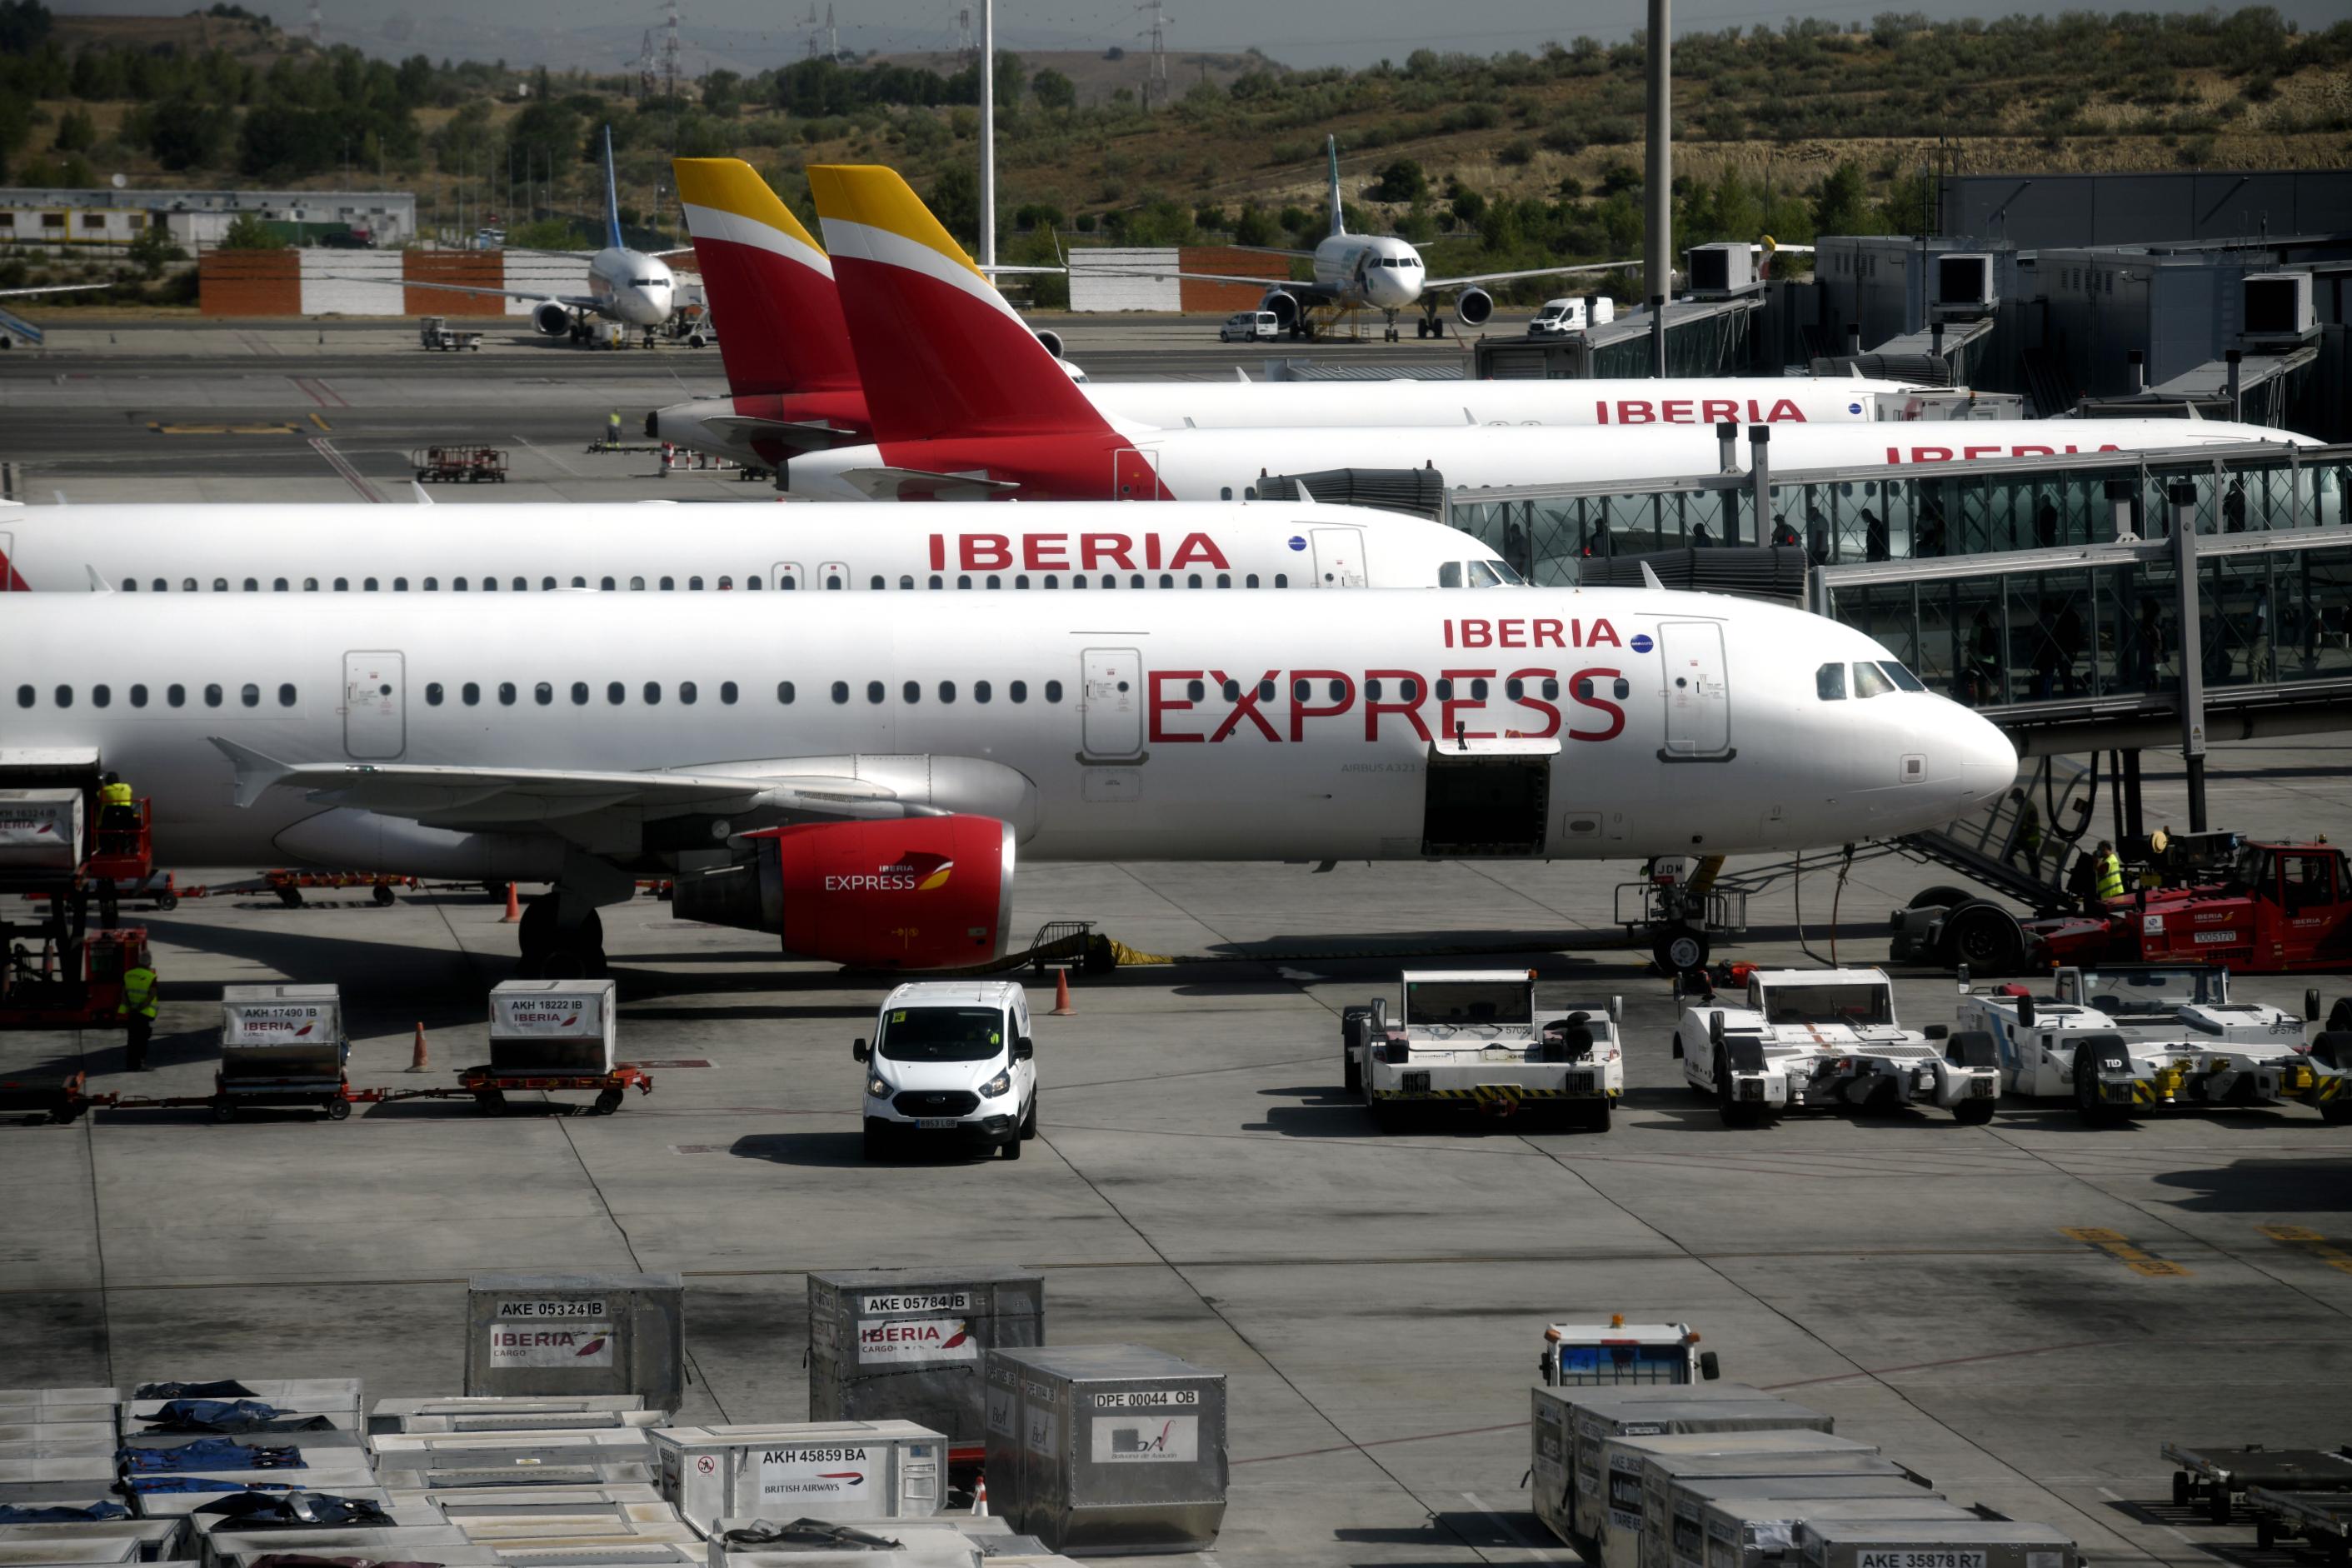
(2095, 854), (2126, 901)
(119, 966), (158, 1019)
(100, 782), (133, 808)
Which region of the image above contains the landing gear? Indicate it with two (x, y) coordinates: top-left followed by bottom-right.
(1653, 923), (1709, 973)
(1416, 309), (1445, 339)
(1382, 310), (1401, 343)
(517, 895), (607, 979)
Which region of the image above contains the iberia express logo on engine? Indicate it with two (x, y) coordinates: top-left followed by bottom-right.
(825, 851), (953, 895)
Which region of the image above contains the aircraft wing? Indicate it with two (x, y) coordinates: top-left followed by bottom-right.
(348, 274), (605, 312)
(210, 738), (920, 831)
(831, 467), (1024, 502)
(1421, 260), (1635, 289)
(1052, 259), (1317, 293)
(0, 282), (114, 299)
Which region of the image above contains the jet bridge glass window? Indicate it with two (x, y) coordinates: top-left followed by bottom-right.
(1816, 663), (1846, 701)
(1852, 662), (1895, 698)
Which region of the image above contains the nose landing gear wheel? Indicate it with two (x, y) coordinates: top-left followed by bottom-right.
(1654, 924), (1709, 973)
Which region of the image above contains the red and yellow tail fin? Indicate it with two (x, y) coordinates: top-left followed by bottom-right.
(673, 158), (857, 397)
(806, 164), (1105, 442)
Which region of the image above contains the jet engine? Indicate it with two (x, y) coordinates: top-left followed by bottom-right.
(1456, 287), (1495, 328)
(671, 815), (1015, 970)
(1259, 289), (1300, 331)
(1031, 327), (1065, 359)
(532, 301), (574, 337)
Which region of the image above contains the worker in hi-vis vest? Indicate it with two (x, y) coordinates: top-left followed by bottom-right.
(118, 959), (158, 1071)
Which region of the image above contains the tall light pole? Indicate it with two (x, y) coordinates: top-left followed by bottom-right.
(978, 0), (996, 269)
(1643, 0), (1670, 374)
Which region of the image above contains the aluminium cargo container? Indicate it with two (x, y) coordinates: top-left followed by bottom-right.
(651, 1422), (944, 1534)
(464, 1276), (683, 1411)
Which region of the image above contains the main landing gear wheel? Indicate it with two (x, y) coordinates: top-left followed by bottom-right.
(1654, 924), (1709, 973)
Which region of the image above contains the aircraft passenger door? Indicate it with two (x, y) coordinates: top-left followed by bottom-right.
(342, 650), (406, 761)
(1657, 622), (1732, 761)
(1311, 527), (1366, 587)
(818, 560), (847, 591)
(1079, 647), (1142, 759)
(1112, 447), (1161, 501)
(771, 560), (803, 591)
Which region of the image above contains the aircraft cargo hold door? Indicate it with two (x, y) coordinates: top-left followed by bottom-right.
(1657, 622), (1733, 761)
(342, 651), (406, 760)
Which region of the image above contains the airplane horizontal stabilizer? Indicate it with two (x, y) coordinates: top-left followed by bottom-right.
(834, 466), (1022, 502)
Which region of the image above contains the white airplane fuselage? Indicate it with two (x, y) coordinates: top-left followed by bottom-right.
(1311, 232), (1426, 312)
(787, 417), (2312, 504)
(587, 246), (676, 327)
(0, 589), (2015, 876)
(0, 502), (1502, 596)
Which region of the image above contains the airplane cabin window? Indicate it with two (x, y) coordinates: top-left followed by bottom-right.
(334, 577), (349, 592)
(866, 682), (885, 704)
(427, 683), (443, 706)
(1816, 663), (1846, 701)
(1246, 574), (1260, 588)
(56, 685), (77, 708)
(167, 684), (185, 707)
(987, 576), (1002, 589)
(212, 578), (227, 592)
(777, 682), (796, 704)
(130, 685), (148, 707)
(1545, 677), (1561, 699)
(240, 683), (260, 708)
(1256, 678), (1274, 701)
(182, 578), (197, 592)
(1010, 681), (1028, 703)
(717, 577), (732, 590)
(1188, 680), (1206, 701)
(680, 682), (697, 705)
(572, 682), (590, 705)
(146, 578), (162, 591)
(831, 682), (848, 704)
(721, 682), (739, 704)
(454, 578), (467, 592)
(1276, 573), (1288, 587)
(534, 682), (553, 706)
(1221, 680), (1240, 701)
(542, 577), (557, 591)
(1015, 575), (1031, 589)
(1221, 487), (1232, 500)
(1217, 573), (1231, 588)
(482, 577), (497, 592)
(1471, 678), (1489, 699)
(901, 681), (921, 703)
(1046, 680), (1064, 702)
(688, 577), (702, 591)
(1438, 562), (1461, 587)
(607, 682), (625, 705)
(871, 576), (886, 590)
(461, 682), (478, 705)
(825, 573), (841, 589)
(87, 687), (106, 711)
(1852, 662), (1895, 699)
(497, 682), (517, 706)
(642, 682), (660, 705)
(1043, 576), (1058, 590)
(975, 681), (992, 703)
(203, 684), (222, 707)
(1366, 678), (1382, 699)
(394, 577), (408, 592)
(17, 685), (38, 707)
(939, 682), (956, 703)
(365, 577), (379, 592)
(900, 575), (915, 590)
(1436, 679), (1454, 701)
(958, 575), (973, 589)
(1507, 678), (1523, 699)
(745, 577), (760, 590)
(1131, 574), (1146, 589)
(1071, 575), (1086, 590)
(1292, 679), (1311, 701)
(1187, 574), (1202, 588)
(243, 577), (259, 592)
(424, 577), (438, 591)
(630, 577), (645, 591)
(1878, 660), (1926, 692)
(1400, 679), (1419, 701)
(660, 577), (675, 591)
(571, 577), (587, 588)
(601, 577), (616, 590)
(120, 579), (137, 592)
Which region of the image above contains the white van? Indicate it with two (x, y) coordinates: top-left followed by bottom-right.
(1527, 297), (1615, 336)
(1219, 311), (1279, 342)
(854, 980), (1037, 1160)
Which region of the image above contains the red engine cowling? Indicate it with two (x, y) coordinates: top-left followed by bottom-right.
(671, 815), (1015, 970)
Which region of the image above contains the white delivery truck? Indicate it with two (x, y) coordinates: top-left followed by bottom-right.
(1349, 970), (1622, 1131)
(1955, 962), (2325, 1124)
(1540, 1317), (1720, 1387)
(1528, 297), (1615, 336)
(1674, 967), (1999, 1128)
(854, 981), (1036, 1161)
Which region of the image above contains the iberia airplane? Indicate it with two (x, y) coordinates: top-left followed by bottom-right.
(782, 166), (2313, 502)
(1, 588), (2011, 976)
(647, 157), (1915, 474)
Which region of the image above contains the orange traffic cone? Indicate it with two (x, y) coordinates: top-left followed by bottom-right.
(1051, 969), (1073, 1016)
(408, 1021), (430, 1072)
(500, 882), (521, 922)
(970, 1476), (988, 1517)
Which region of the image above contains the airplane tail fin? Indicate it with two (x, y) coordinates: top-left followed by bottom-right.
(674, 158), (858, 397)
(1327, 134), (1344, 237)
(602, 126), (625, 251)
(806, 164), (1108, 443)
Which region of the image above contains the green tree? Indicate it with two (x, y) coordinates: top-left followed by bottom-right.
(1233, 203), (1276, 246)
(217, 211), (284, 250)
(1811, 161), (1872, 237)
(507, 217), (591, 248)
(144, 97), (232, 172)
(702, 67), (743, 116)
(929, 161), (981, 245)
(52, 106), (95, 153)
(127, 220), (187, 279)
(0, 0), (51, 54)
(1369, 157), (1426, 202)
(992, 50), (1025, 112)
(1029, 67), (1076, 112)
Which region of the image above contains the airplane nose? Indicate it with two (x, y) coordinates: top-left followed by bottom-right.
(1950, 702), (2018, 807)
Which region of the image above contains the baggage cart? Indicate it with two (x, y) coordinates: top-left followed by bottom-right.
(199, 1524), (477, 1568)
(0, 1522), (184, 1561)
(372, 1463), (655, 1493)
(213, 986), (350, 1121)
(420, 317), (486, 352)
(474, 1544), (700, 1567)
(125, 1383), (360, 1416)
(1670, 1494), (1970, 1568)
(371, 1398), (663, 1438)
(2160, 1442), (2352, 1525)
(472, 983), (644, 1115)
(1529, 1384), (1834, 1551)
(1793, 1516), (2077, 1568)
(1648, 1475), (1943, 1568)
(1588, 1427), (1873, 1568)
(130, 1487), (396, 1521)
(413, 446), (508, 484)
(706, 1513), (1013, 1568)
(2244, 1487), (2352, 1561)
(981, 1345), (1226, 1556)
(652, 1422), (944, 1534)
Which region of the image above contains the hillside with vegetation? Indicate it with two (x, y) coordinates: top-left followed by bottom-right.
(2, 0), (2347, 307)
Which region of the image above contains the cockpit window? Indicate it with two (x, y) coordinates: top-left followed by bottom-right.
(1481, 559), (1525, 585)
(1852, 662), (1896, 698)
(1816, 662), (1846, 701)
(1878, 660), (1926, 692)
(1466, 560), (1511, 588)
(630, 277), (665, 288)
(1439, 561), (1461, 587)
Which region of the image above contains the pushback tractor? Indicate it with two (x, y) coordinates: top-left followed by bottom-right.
(1346, 970), (1622, 1131)
(1674, 967), (1999, 1127)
